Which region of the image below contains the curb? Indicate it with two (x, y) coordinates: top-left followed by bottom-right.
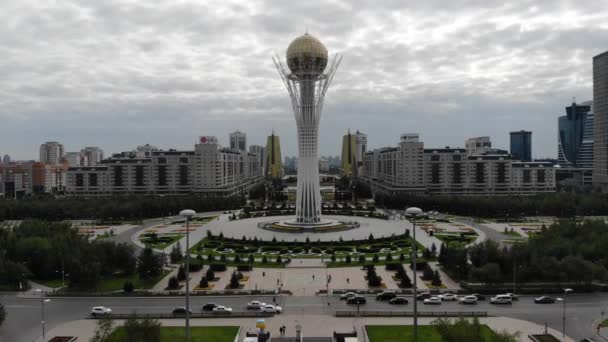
(593, 318), (608, 341)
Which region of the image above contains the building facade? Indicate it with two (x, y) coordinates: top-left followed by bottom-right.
(66, 136), (263, 197)
(82, 147), (104, 166)
(40, 142), (64, 164)
(361, 134), (556, 196)
(593, 51), (608, 192)
(229, 130), (247, 151)
(341, 130), (357, 177)
(265, 133), (283, 178)
(510, 130), (532, 162)
(465, 136), (492, 155)
(249, 145), (266, 177)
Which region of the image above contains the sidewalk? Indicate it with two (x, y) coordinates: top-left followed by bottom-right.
(38, 315), (574, 342)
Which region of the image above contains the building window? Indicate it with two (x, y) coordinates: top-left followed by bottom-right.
(452, 155), (462, 161)
(157, 166), (167, 186)
(113, 166), (123, 186)
(179, 157), (189, 164)
(496, 163), (506, 183)
(523, 170), (531, 183)
(431, 164), (440, 184)
(89, 173), (98, 187)
(135, 166), (145, 186)
(157, 157), (167, 164)
(76, 174), (84, 187)
(475, 163), (485, 183)
(179, 165), (189, 186)
(431, 155), (440, 161)
(537, 169), (545, 183)
(452, 163), (462, 184)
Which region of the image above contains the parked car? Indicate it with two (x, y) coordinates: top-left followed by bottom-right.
(376, 291), (397, 301)
(458, 295), (478, 304)
(389, 297), (409, 305)
(470, 293), (486, 301)
(416, 292), (432, 301)
(504, 293), (519, 301)
(340, 292), (357, 300)
(423, 296), (442, 305)
(202, 303), (218, 311)
(346, 296), (367, 305)
(490, 295), (512, 304)
(534, 296), (556, 304)
(438, 293), (458, 301)
(91, 306), (112, 317)
(261, 304), (282, 313)
(212, 305), (233, 313)
(247, 301), (266, 309)
(172, 307), (192, 315)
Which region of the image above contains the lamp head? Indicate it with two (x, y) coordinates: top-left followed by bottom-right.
(179, 209), (196, 218)
(405, 207), (423, 216)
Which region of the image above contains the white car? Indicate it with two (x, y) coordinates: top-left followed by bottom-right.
(91, 306), (112, 317)
(438, 293), (458, 301)
(261, 304), (283, 313)
(490, 295), (513, 304)
(247, 301), (266, 309)
(340, 292), (357, 300)
(212, 305), (233, 313)
(504, 293), (519, 301)
(423, 296), (442, 305)
(458, 295), (478, 304)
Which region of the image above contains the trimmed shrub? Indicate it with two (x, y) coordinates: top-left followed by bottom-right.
(167, 276), (179, 290)
(205, 268), (215, 281)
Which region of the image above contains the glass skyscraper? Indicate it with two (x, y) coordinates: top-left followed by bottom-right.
(510, 130), (532, 162)
(593, 51), (608, 192)
(558, 101), (594, 168)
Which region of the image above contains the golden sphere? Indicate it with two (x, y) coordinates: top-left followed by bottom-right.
(286, 33), (328, 75)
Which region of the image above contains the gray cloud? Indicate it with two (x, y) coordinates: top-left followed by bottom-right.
(1, 0), (607, 160)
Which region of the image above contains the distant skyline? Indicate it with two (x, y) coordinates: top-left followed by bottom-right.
(1, 0), (607, 160)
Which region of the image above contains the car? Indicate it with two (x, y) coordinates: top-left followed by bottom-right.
(389, 297), (409, 305)
(346, 296), (367, 305)
(423, 296), (442, 305)
(504, 293), (519, 301)
(91, 306), (112, 317)
(438, 293), (458, 301)
(260, 304), (282, 313)
(534, 296), (556, 304)
(416, 292), (432, 301)
(580, 338), (598, 342)
(247, 301), (266, 309)
(172, 307), (193, 315)
(458, 295), (478, 304)
(340, 292), (357, 300)
(470, 293), (486, 301)
(376, 291), (397, 301)
(212, 305), (233, 313)
(202, 303), (218, 311)
(490, 295), (512, 304)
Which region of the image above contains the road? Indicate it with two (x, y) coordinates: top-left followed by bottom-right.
(1, 292), (605, 342)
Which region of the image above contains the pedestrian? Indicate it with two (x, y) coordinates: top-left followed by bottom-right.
(346, 277), (350, 284)
(312, 274), (315, 280)
(283, 326), (286, 336)
(598, 324), (601, 333)
(273, 296), (276, 303)
(277, 278), (280, 285)
(262, 271), (265, 277)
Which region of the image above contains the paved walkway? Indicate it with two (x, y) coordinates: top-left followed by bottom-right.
(38, 315), (574, 342)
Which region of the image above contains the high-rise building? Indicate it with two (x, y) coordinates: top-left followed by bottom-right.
(249, 145), (266, 176)
(65, 152), (88, 167)
(135, 144), (159, 158)
(593, 51), (608, 192)
(82, 147), (104, 166)
(510, 131), (532, 162)
(465, 136), (492, 155)
(341, 130), (357, 177)
(265, 133), (283, 178)
(39, 142), (64, 164)
(355, 131), (367, 175)
(2, 155), (9, 164)
(558, 101), (594, 168)
(229, 130), (247, 151)
(274, 32), (341, 224)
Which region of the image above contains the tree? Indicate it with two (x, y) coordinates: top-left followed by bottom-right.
(422, 264), (434, 281)
(205, 268), (215, 281)
(405, 229), (410, 239)
(137, 247), (162, 279)
(399, 253), (405, 262)
(262, 255), (268, 264)
(368, 233), (375, 241)
(372, 254), (379, 263)
(358, 255), (366, 264)
(177, 265), (186, 281)
(438, 243), (447, 264)
(345, 254), (352, 263)
(385, 253), (393, 262)
(431, 270), (442, 287)
(229, 271), (240, 289)
(167, 276), (179, 290)
(89, 315), (115, 342)
(234, 255), (241, 263)
(199, 277), (209, 288)
(170, 242), (182, 263)
(399, 271), (412, 288)
(124, 316), (161, 342)
(123, 281), (135, 293)
(0, 303), (5, 327)
(276, 255), (283, 263)
(431, 243), (437, 258)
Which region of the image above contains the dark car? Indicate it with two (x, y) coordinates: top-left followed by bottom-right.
(346, 296), (367, 305)
(416, 293), (432, 301)
(202, 303), (218, 311)
(580, 339), (597, 342)
(389, 297), (409, 305)
(470, 293), (486, 301)
(172, 307), (192, 315)
(534, 296), (556, 304)
(376, 291), (397, 301)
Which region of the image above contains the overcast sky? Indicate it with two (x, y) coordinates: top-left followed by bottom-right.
(1, 0), (607, 160)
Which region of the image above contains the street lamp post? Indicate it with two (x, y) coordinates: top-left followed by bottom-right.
(35, 289), (51, 340)
(179, 209), (196, 342)
(562, 288), (573, 339)
(406, 207), (423, 342)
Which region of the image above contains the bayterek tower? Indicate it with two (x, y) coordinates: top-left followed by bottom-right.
(274, 33), (342, 224)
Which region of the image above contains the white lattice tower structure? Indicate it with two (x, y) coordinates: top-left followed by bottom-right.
(274, 33), (342, 224)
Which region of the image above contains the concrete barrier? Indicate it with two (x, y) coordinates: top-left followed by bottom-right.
(335, 310), (487, 318)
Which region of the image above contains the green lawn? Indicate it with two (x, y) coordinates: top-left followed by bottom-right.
(35, 279), (66, 288)
(600, 319), (608, 327)
(140, 233), (185, 250)
(366, 325), (496, 342)
(434, 234), (477, 247)
(502, 230), (522, 237)
(109, 326), (239, 342)
(95, 271), (170, 292)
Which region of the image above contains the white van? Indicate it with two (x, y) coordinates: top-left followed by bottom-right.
(490, 294), (512, 304)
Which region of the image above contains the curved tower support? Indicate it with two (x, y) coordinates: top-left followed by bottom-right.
(274, 54), (342, 223)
